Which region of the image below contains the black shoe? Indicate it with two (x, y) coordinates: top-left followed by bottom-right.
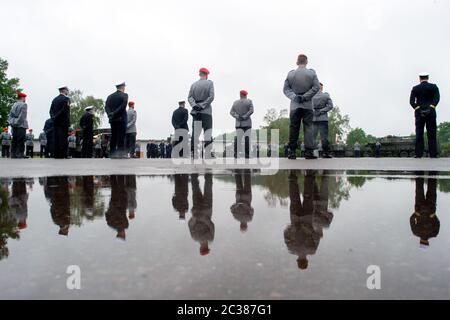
(305, 154), (318, 160)
(322, 153), (333, 159)
(287, 151), (297, 160)
(414, 156), (422, 159)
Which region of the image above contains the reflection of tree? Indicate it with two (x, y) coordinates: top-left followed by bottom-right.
(439, 179), (450, 193)
(0, 180), (20, 261)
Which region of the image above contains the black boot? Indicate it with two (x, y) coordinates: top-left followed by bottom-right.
(288, 150), (297, 160)
(304, 151), (318, 160)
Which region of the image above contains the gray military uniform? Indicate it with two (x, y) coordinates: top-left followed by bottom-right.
(25, 133), (34, 147)
(1, 132), (12, 146)
(312, 92), (334, 122)
(188, 79), (215, 115)
(283, 67), (320, 111)
(68, 136), (76, 149)
(126, 108), (137, 134)
(230, 98), (254, 128)
(8, 101), (29, 129)
(39, 132), (47, 146)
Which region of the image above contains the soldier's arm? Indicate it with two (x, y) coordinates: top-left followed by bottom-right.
(188, 84), (197, 107)
(322, 96), (334, 113)
(230, 104), (239, 119)
(182, 109), (189, 124)
(199, 82), (215, 109)
(283, 74), (296, 101)
(243, 100), (254, 119)
(18, 104), (28, 124)
(432, 85), (440, 108)
(410, 88), (418, 109)
(302, 72), (320, 102)
(127, 111), (136, 128)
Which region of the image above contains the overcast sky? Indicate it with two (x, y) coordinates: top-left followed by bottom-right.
(1, 0), (449, 139)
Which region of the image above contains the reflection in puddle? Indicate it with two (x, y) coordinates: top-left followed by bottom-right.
(0, 171), (449, 299)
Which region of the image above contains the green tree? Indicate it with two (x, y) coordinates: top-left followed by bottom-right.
(346, 128), (377, 147)
(328, 106), (350, 144)
(438, 122), (450, 156)
(68, 90), (105, 130)
(0, 58), (21, 129)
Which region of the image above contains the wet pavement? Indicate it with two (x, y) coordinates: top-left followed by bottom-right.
(1, 170), (450, 299)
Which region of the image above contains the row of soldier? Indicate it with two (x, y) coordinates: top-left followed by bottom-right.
(3, 53), (441, 159)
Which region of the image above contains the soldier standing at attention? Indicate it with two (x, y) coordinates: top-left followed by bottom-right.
(1, 128), (12, 158)
(188, 67), (215, 158)
(410, 72), (440, 158)
(8, 92), (29, 159)
(284, 54), (320, 160)
(354, 141), (361, 158)
(95, 135), (103, 158)
(79, 106), (94, 158)
(50, 86), (71, 159)
(312, 83), (333, 158)
(38, 130), (47, 158)
(172, 101), (189, 158)
(125, 101), (137, 158)
(43, 118), (54, 158)
(67, 131), (77, 158)
(25, 129), (34, 158)
(230, 90), (254, 159)
(105, 81), (128, 159)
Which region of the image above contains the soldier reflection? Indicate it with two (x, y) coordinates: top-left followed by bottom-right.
(81, 176), (95, 219)
(410, 174), (439, 248)
(106, 175), (129, 241)
(285, 171), (333, 270)
(9, 179), (29, 231)
(172, 174), (189, 220)
(189, 174), (214, 256)
(44, 177), (71, 236)
(125, 175), (137, 220)
(230, 170), (254, 233)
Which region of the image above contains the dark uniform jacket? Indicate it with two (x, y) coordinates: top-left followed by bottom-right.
(79, 112), (94, 134)
(410, 82), (440, 110)
(172, 107), (189, 130)
(105, 91), (128, 123)
(50, 94), (70, 127)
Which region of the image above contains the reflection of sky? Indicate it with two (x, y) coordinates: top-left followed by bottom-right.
(0, 173), (449, 299)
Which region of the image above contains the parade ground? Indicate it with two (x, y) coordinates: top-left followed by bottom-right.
(0, 157), (449, 178)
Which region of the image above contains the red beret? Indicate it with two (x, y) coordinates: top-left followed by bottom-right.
(240, 90), (248, 96)
(18, 222), (27, 230)
(128, 101), (135, 106)
(199, 67), (210, 75)
(17, 92), (27, 98)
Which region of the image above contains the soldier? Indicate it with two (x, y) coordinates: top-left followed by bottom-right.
(105, 81), (128, 159)
(8, 92), (29, 159)
(94, 135), (103, 158)
(125, 101), (137, 158)
(410, 72), (440, 158)
(50, 86), (71, 159)
(159, 141), (165, 158)
(79, 106), (94, 158)
(44, 176), (71, 236)
(188, 67), (215, 158)
(230, 90), (254, 159)
(189, 174), (214, 256)
(25, 129), (34, 158)
(410, 175), (439, 247)
(312, 83), (334, 158)
(67, 131), (77, 158)
(8, 179), (29, 231)
(172, 101), (189, 158)
(1, 128), (12, 158)
(43, 118), (54, 158)
(284, 54), (320, 160)
(172, 174), (189, 220)
(375, 141), (381, 158)
(354, 141), (361, 158)
(38, 131), (47, 158)
(230, 170), (254, 233)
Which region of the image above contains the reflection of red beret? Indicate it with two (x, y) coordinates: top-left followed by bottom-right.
(200, 247), (210, 256)
(240, 90), (248, 96)
(17, 92), (27, 98)
(18, 222), (27, 230)
(199, 67), (210, 75)
(128, 101), (135, 106)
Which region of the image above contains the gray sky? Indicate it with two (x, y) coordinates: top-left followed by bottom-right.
(1, 0), (449, 139)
